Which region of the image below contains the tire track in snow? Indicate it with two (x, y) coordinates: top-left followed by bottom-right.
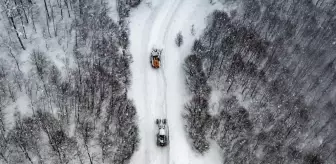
(140, 2), (165, 164)
(157, 0), (184, 164)
(131, 1), (223, 164)
(161, 0), (183, 118)
(134, 0), (184, 163)
(151, 0), (179, 163)
(143, 0), (183, 163)
(142, 0), (179, 163)
(153, 0), (178, 118)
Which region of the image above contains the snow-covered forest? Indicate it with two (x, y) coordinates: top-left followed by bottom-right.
(0, 0), (140, 163)
(0, 0), (335, 164)
(183, 0), (336, 163)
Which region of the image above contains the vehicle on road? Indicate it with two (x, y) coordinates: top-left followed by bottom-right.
(156, 118), (169, 146)
(150, 48), (162, 68)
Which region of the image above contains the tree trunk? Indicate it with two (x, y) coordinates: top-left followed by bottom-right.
(19, 0), (29, 23)
(227, 79), (234, 93)
(19, 145), (34, 164)
(0, 152), (8, 164)
(8, 49), (22, 73)
(79, 0), (83, 17)
(49, 0), (57, 36)
(46, 13), (51, 37)
(14, 0), (27, 38)
(64, 0), (71, 17)
(30, 8), (37, 32)
(58, 0), (63, 20)
(44, 0), (51, 37)
(85, 144), (93, 164)
(9, 17), (25, 50)
(44, 0), (50, 19)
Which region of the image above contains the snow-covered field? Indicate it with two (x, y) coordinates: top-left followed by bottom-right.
(128, 0), (223, 163)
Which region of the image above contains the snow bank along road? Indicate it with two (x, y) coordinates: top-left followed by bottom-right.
(128, 0), (223, 164)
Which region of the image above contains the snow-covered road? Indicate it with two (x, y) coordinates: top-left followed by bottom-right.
(128, 0), (223, 164)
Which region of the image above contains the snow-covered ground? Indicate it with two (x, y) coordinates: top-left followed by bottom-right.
(128, 0), (223, 163)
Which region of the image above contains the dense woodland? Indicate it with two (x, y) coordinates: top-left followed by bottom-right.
(0, 0), (140, 163)
(184, 0), (336, 163)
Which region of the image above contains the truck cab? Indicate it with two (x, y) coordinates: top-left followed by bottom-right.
(156, 118), (169, 146)
(150, 48), (162, 69)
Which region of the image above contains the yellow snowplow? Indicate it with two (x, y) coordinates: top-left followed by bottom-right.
(150, 48), (162, 69)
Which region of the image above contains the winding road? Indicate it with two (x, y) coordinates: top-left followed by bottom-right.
(128, 0), (223, 164)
